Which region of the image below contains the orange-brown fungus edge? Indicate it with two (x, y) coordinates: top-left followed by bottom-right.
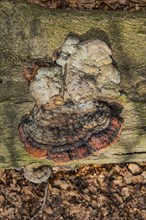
(18, 116), (123, 163)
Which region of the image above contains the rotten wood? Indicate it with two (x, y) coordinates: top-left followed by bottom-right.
(0, 0), (146, 168)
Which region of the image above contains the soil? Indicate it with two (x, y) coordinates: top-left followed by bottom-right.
(0, 163), (146, 220)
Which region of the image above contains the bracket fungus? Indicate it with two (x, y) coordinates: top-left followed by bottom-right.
(19, 36), (124, 163)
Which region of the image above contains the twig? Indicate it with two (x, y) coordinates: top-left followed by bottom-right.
(30, 181), (49, 220)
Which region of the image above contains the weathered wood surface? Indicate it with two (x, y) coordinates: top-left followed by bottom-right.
(0, 0), (146, 168)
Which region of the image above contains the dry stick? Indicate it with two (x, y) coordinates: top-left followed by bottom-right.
(30, 181), (49, 220)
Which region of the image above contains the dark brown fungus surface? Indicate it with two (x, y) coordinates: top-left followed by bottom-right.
(18, 37), (124, 163)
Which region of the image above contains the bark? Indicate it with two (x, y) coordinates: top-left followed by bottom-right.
(0, 0), (146, 168)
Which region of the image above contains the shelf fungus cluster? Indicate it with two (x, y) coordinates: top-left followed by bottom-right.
(19, 36), (124, 163)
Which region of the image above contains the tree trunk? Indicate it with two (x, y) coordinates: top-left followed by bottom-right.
(0, 0), (146, 169)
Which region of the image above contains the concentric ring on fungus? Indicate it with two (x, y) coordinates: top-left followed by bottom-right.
(19, 37), (124, 163)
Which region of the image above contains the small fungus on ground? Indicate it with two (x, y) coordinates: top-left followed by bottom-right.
(23, 163), (52, 183)
(19, 36), (124, 163)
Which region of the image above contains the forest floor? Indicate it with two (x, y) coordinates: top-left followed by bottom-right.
(0, 163), (146, 220)
(27, 0), (146, 11)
